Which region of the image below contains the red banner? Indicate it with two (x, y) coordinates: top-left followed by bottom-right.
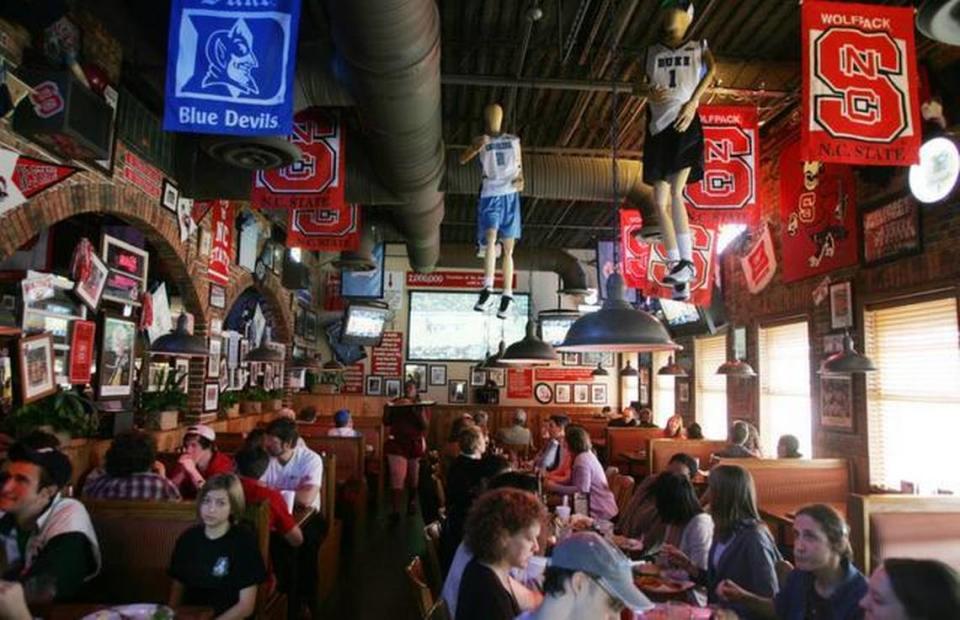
(342, 363), (365, 394)
(619, 210), (648, 288)
(779, 140), (859, 282)
(68, 320), (96, 384)
(801, 1), (921, 166)
(534, 367), (596, 382)
(684, 106), (760, 227)
(0, 147), (78, 216)
(286, 203), (360, 251)
(406, 271), (518, 290)
(371, 331), (403, 377)
(740, 221), (777, 294)
(507, 368), (533, 399)
(121, 149), (163, 200)
(627, 223), (717, 307)
(208, 200), (233, 285)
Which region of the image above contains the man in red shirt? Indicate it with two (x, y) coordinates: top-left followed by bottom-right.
(167, 425), (235, 499)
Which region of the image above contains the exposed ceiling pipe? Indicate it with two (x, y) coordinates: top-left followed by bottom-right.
(318, 0), (445, 273)
(437, 245), (590, 294)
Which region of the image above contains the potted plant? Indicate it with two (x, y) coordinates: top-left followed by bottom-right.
(318, 370), (344, 394)
(3, 389), (98, 444)
(219, 390), (241, 419)
(266, 389), (283, 412)
(306, 371), (322, 394)
(240, 387), (267, 414)
(140, 368), (188, 431)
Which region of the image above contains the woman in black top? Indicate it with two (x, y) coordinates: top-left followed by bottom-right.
(457, 488), (546, 620)
(168, 474), (267, 620)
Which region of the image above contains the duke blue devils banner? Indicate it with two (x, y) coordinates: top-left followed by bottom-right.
(163, 0), (302, 136)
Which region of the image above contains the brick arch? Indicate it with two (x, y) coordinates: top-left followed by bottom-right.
(0, 183), (207, 330)
(223, 269), (293, 345)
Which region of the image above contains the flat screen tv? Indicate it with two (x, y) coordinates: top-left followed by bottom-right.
(340, 302), (389, 346)
(324, 320), (367, 365)
(653, 283), (727, 338)
(538, 311), (579, 346)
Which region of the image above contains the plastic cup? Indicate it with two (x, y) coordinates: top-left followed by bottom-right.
(556, 505), (571, 521)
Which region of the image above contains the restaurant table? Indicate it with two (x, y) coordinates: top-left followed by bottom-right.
(42, 605), (214, 619)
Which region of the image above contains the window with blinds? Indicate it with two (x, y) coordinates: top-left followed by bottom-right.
(865, 296), (960, 493)
(759, 321), (812, 457)
(695, 335), (728, 439)
(652, 351), (676, 426)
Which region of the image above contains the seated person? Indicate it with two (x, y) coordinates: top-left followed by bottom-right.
(441, 414), (475, 473)
(535, 415), (571, 482)
(276, 407), (296, 421)
(608, 406), (640, 428)
(656, 473), (713, 578)
(456, 488), (545, 620)
(516, 532), (652, 619)
(686, 422), (704, 440)
(234, 447), (304, 547)
(637, 408), (658, 428)
(327, 409), (361, 437)
(496, 409), (533, 448)
(168, 425), (236, 499)
(168, 474), (267, 619)
(860, 558), (960, 619)
(616, 452), (698, 542)
(544, 425), (618, 521)
(712, 421), (758, 459)
(743, 421), (763, 457)
(777, 434), (803, 459)
(474, 410), (491, 444)
(260, 418), (324, 511)
(82, 430), (181, 501)
(664, 413), (686, 438)
(0, 434), (100, 605)
(296, 406), (318, 424)
(717, 504), (866, 620)
(600, 405), (614, 419)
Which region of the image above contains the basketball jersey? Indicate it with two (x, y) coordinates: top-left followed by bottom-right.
(644, 39), (708, 136)
(478, 133), (522, 197)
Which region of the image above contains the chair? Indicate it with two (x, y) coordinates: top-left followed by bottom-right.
(423, 521), (444, 595)
(608, 473), (636, 515)
(406, 556), (434, 619)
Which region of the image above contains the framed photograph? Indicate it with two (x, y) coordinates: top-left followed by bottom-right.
(304, 310), (318, 343)
(204, 383), (219, 412)
(93, 85), (120, 175)
(678, 380), (689, 403)
(404, 363), (428, 392)
(145, 363), (167, 392)
(174, 358), (190, 393)
(74, 252), (109, 311)
(207, 338), (222, 378)
(562, 352), (581, 366)
(487, 367), (505, 388)
(429, 364), (447, 386)
(366, 375), (383, 396)
(97, 315), (137, 398)
(829, 282), (853, 330)
(178, 197), (197, 242)
(209, 284), (226, 310)
(534, 382), (553, 404)
(820, 376), (854, 432)
(68, 320), (96, 384)
(218, 358), (229, 393)
(470, 367), (486, 387)
(555, 383), (572, 404)
(823, 334), (845, 356)
(161, 178), (180, 212)
(861, 194), (922, 266)
(448, 379), (467, 404)
(18, 333), (56, 404)
(384, 378), (402, 399)
(591, 383), (608, 405)
(101, 235), (149, 306)
(573, 383), (589, 404)
(581, 351), (615, 368)
(199, 229), (212, 257)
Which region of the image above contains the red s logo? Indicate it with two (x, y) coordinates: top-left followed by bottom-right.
(30, 81), (65, 119)
(684, 125), (755, 209)
(257, 112), (339, 194)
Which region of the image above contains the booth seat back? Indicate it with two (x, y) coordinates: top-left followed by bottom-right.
(607, 428), (665, 466)
(649, 439), (728, 474)
(716, 458), (851, 511)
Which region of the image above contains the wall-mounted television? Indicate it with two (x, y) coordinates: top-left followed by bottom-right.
(538, 310), (579, 346)
(340, 302), (390, 346)
(324, 320), (367, 365)
(652, 283), (727, 338)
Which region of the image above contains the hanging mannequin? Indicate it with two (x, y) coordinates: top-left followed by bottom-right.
(635, 0), (715, 301)
(459, 103), (524, 319)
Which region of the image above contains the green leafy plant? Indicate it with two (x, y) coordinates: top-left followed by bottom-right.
(219, 391), (241, 409)
(242, 386), (270, 402)
(140, 368), (188, 414)
(320, 370), (345, 389)
(4, 390), (98, 438)
(267, 389), (283, 399)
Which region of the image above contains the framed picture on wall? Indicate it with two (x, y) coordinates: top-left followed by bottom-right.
(366, 375), (382, 396)
(384, 378), (401, 399)
(209, 284), (226, 309)
(18, 333), (56, 404)
(591, 383), (607, 405)
(678, 380), (689, 403)
(487, 367), (505, 388)
(448, 379), (467, 404)
(161, 179), (179, 212)
(573, 383), (589, 404)
(429, 365), (447, 386)
(74, 252), (108, 311)
(97, 315), (137, 398)
(207, 338), (222, 378)
(829, 282), (853, 330)
(562, 352), (580, 366)
(535, 383), (553, 404)
(404, 363), (428, 392)
(204, 383), (219, 412)
(101, 235), (149, 306)
(581, 352), (615, 368)
(820, 376), (854, 432)
(555, 383), (571, 404)
(470, 367), (486, 387)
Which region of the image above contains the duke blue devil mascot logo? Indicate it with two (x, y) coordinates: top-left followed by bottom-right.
(163, 0), (302, 136)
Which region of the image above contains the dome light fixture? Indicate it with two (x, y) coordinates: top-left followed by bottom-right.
(657, 355), (687, 377)
(819, 331), (877, 376)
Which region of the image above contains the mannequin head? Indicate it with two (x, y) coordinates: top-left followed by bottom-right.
(484, 103), (504, 135)
(661, 1), (695, 47)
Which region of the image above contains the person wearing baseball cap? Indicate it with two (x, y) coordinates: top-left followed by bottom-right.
(167, 424), (235, 499)
(516, 532), (652, 620)
(0, 433), (101, 605)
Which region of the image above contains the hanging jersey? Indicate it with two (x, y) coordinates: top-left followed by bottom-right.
(478, 133), (522, 197)
(644, 39), (708, 136)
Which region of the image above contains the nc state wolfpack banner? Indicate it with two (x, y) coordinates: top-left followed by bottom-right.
(624, 222), (718, 307)
(208, 200), (233, 285)
(0, 147), (78, 217)
(163, 0), (302, 135)
(287, 203), (360, 251)
(619, 210), (648, 288)
(779, 140), (858, 282)
(740, 221), (776, 294)
(684, 106), (760, 227)
(801, 1), (921, 166)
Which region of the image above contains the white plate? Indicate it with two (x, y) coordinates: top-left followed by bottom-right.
(81, 604), (172, 620)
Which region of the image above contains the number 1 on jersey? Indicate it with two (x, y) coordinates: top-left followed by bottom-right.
(668, 69), (676, 88)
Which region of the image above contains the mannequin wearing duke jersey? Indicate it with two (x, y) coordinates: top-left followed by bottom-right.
(635, 0), (716, 301)
(459, 103), (524, 319)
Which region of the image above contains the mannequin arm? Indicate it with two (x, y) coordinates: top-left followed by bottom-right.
(674, 48), (717, 132)
(459, 134), (489, 165)
(634, 76), (667, 104)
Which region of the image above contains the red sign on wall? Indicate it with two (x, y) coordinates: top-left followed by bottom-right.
(534, 367), (596, 382)
(507, 368), (533, 399)
(122, 149), (163, 201)
(371, 331), (403, 377)
(68, 320), (96, 384)
(208, 200), (233, 285)
(342, 363), (364, 394)
(406, 271), (518, 290)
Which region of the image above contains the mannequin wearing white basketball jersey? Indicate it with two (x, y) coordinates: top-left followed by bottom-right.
(635, 1), (715, 300)
(460, 103), (524, 319)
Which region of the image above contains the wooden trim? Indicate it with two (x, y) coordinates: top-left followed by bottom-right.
(862, 286), (957, 313)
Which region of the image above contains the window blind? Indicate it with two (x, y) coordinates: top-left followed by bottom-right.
(695, 334), (728, 439)
(652, 350), (676, 426)
(759, 321), (812, 457)
(865, 296), (960, 493)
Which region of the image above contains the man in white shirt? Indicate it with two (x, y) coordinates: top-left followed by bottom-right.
(261, 418), (324, 511)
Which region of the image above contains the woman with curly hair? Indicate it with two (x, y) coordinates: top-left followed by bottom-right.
(456, 488), (546, 620)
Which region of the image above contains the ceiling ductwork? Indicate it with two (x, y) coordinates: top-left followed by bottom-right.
(437, 245), (590, 295)
(200, 135), (302, 171)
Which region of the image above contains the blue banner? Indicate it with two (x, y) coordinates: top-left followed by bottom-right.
(163, 0), (302, 136)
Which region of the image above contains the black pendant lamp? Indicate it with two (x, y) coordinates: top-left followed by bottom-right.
(501, 320), (559, 365)
(150, 314), (209, 358)
(245, 327), (285, 363)
(819, 331), (877, 375)
(716, 359), (757, 377)
(591, 362), (609, 377)
(657, 355), (687, 377)
(620, 360), (639, 377)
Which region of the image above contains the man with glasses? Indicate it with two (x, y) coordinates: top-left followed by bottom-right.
(516, 532), (652, 619)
